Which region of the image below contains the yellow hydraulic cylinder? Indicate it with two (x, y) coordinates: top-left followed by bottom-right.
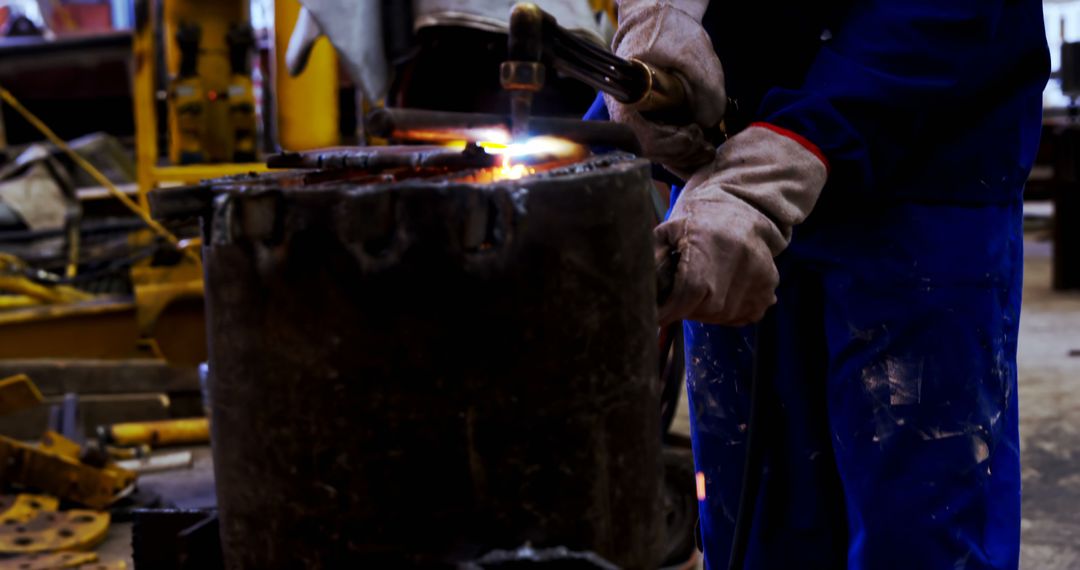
(99, 417), (210, 448)
(275, 0), (340, 150)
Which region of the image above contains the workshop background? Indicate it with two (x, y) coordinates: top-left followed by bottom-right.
(0, 0), (1075, 568)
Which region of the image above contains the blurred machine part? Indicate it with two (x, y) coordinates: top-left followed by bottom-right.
(273, 0), (339, 151)
(170, 22), (206, 165)
(225, 23), (257, 162)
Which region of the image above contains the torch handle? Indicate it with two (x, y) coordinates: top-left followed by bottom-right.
(515, 4), (700, 125)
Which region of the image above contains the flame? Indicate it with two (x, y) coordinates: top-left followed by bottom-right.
(444, 136), (585, 182)
(405, 128), (511, 145)
(497, 154), (532, 180)
(442, 140), (510, 153)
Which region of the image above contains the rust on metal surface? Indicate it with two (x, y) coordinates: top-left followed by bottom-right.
(175, 153), (666, 568)
(266, 145), (498, 171)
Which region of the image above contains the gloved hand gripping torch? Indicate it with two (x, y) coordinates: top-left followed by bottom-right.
(500, 4), (694, 435)
(500, 3), (701, 304)
(500, 3), (705, 141)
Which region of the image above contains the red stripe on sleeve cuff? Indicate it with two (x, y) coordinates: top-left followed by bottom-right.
(749, 122), (831, 174)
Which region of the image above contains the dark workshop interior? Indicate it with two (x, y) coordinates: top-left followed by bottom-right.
(0, 0), (1076, 568)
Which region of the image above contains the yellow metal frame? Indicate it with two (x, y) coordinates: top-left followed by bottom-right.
(274, 0), (340, 151)
(132, 0), (265, 210)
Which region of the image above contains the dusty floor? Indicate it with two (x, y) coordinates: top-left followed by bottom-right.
(1016, 236), (1080, 570)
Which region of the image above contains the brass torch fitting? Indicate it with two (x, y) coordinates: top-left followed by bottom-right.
(626, 58), (690, 114)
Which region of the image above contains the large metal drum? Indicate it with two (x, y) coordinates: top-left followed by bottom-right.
(190, 154), (663, 568)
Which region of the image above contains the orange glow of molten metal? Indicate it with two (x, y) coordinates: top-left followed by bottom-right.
(498, 154), (531, 180)
(444, 136), (586, 182)
(696, 472), (707, 501)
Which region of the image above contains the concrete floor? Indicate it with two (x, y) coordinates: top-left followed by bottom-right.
(1017, 236), (1080, 569)
(672, 228), (1080, 569)
(96, 447), (217, 567)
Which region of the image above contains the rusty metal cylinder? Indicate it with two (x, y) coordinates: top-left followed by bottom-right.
(201, 156), (664, 568)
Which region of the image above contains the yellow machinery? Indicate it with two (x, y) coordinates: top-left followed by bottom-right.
(274, 0), (339, 151)
(132, 0), (268, 195)
(0, 0), (340, 364)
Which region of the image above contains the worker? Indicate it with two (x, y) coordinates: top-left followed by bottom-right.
(595, 0), (1050, 568)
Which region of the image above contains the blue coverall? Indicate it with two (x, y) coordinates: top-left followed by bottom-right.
(589, 1), (1049, 568)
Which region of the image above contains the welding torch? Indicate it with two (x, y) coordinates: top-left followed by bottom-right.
(501, 3), (702, 141)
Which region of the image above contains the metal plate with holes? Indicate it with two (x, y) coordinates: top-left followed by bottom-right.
(0, 495), (58, 525)
(0, 550), (98, 569)
(0, 510), (109, 554)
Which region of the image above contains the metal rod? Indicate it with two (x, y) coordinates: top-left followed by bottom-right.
(366, 108), (642, 155)
(266, 145), (498, 170)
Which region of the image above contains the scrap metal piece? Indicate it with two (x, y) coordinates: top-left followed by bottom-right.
(0, 375), (44, 416)
(0, 509), (109, 554)
(115, 452), (194, 475)
(38, 432), (80, 460)
(0, 494), (59, 524)
(0, 254), (94, 306)
(0, 436), (135, 510)
(105, 445), (151, 461)
(266, 145), (497, 171)
(0, 551), (99, 569)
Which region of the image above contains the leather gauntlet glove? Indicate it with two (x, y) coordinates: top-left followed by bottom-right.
(656, 124), (829, 326)
(605, 0), (727, 178)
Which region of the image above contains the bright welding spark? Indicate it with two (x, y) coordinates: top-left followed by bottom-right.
(442, 140), (509, 152)
(413, 127), (510, 145)
(445, 136), (582, 161)
(696, 472), (707, 501)
(445, 136), (583, 182)
(502, 136), (583, 160)
(497, 154), (531, 180)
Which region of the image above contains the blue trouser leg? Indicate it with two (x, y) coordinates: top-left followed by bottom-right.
(687, 202), (1023, 569)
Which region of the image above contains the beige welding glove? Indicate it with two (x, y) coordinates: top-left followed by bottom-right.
(656, 124), (829, 326)
(605, 0), (726, 178)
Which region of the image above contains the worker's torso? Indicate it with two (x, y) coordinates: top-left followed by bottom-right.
(704, 0), (1048, 206)
(413, 0), (607, 45)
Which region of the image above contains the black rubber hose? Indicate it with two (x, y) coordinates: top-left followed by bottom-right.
(658, 323), (685, 434)
(727, 309), (777, 570)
